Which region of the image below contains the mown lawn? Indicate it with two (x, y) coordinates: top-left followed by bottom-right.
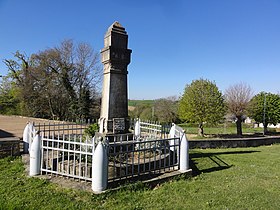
(178, 123), (279, 139)
(1, 144), (280, 209)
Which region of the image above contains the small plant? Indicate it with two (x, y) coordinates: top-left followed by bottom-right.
(84, 123), (99, 138)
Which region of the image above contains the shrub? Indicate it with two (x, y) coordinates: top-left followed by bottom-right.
(84, 123), (99, 138)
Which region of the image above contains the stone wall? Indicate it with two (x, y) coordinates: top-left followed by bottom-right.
(189, 136), (280, 149)
(0, 138), (20, 158)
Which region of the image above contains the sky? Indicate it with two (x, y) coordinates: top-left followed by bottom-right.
(0, 0), (279, 99)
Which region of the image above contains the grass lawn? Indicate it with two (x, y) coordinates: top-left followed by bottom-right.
(1, 144), (280, 209)
(128, 100), (155, 107)
(178, 123), (279, 139)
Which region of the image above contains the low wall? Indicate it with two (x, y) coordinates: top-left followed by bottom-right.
(0, 138), (21, 158)
(189, 136), (280, 149)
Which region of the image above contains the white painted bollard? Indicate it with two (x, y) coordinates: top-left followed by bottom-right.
(92, 141), (108, 193)
(169, 123), (175, 138)
(179, 133), (189, 172)
(28, 123), (35, 152)
(169, 123), (176, 151)
(23, 123), (30, 154)
(29, 132), (41, 176)
(134, 119), (141, 139)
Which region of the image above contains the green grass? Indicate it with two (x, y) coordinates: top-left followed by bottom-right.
(183, 126), (263, 135)
(128, 99), (155, 107)
(1, 144), (280, 209)
(179, 123), (277, 137)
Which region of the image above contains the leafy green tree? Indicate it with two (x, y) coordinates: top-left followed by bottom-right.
(179, 79), (225, 136)
(0, 76), (21, 115)
(224, 83), (253, 136)
(248, 92), (280, 134)
(3, 51), (37, 116)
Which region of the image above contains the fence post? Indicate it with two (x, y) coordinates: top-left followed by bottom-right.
(92, 141), (108, 193)
(29, 132), (42, 176)
(179, 133), (189, 172)
(23, 122), (30, 154)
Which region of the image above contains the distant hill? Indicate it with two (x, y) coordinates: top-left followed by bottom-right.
(128, 100), (155, 107)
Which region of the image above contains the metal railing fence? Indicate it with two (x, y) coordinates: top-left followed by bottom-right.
(108, 134), (180, 182)
(25, 119), (189, 192)
(34, 122), (88, 139)
(40, 132), (96, 181)
(32, 122), (95, 181)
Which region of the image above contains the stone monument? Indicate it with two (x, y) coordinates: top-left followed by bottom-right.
(99, 21), (132, 134)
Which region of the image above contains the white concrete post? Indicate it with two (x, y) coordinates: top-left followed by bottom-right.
(29, 132), (41, 176)
(23, 123), (30, 154)
(92, 141), (108, 193)
(169, 123), (176, 151)
(28, 123), (35, 152)
(134, 119), (141, 139)
(179, 133), (189, 172)
(169, 123), (175, 138)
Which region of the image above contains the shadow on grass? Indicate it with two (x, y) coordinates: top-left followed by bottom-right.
(0, 129), (15, 138)
(192, 132), (280, 140)
(190, 150), (260, 176)
(216, 133), (280, 139)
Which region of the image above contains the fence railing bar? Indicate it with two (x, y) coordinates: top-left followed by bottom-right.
(51, 131), (55, 175)
(73, 135), (76, 177)
(34, 123), (88, 128)
(41, 137), (93, 147)
(108, 138), (179, 146)
(42, 146), (93, 155)
(113, 136), (116, 181)
(40, 132), (44, 175)
(62, 134), (65, 177)
(79, 135), (82, 180)
(41, 169), (92, 181)
(125, 135), (129, 179)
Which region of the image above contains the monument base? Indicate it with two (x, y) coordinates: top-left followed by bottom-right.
(99, 117), (131, 134)
(96, 117), (133, 143)
(95, 131), (134, 143)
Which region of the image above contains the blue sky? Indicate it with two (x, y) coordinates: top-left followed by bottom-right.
(0, 0), (279, 99)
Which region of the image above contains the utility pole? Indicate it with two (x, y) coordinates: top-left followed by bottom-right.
(263, 93), (266, 135)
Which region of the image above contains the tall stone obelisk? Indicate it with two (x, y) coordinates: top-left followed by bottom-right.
(99, 21), (132, 134)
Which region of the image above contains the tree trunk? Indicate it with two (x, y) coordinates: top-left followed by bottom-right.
(263, 123), (268, 135)
(198, 123), (204, 137)
(236, 116), (242, 136)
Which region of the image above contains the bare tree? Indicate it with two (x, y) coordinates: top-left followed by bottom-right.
(224, 83), (253, 136)
(154, 96), (179, 123)
(3, 40), (101, 120)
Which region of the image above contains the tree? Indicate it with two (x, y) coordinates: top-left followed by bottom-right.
(129, 104), (154, 121)
(0, 75), (21, 115)
(154, 96), (179, 123)
(179, 79), (226, 136)
(3, 51), (37, 116)
(224, 83), (253, 136)
(248, 92), (280, 134)
(3, 40), (101, 120)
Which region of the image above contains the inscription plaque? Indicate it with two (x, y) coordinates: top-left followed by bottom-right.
(113, 118), (125, 133)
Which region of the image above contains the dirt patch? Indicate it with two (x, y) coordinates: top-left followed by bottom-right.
(128, 106), (135, 111)
(0, 115), (61, 139)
